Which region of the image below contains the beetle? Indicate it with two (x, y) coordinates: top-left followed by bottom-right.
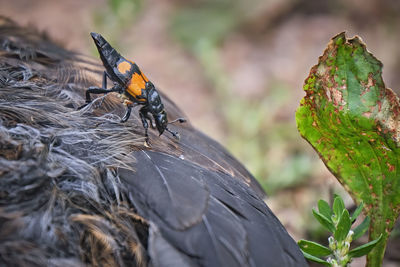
(79, 32), (185, 144)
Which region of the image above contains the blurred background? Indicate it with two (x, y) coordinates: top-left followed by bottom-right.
(2, 0), (400, 265)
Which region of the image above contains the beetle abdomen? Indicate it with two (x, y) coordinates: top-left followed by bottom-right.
(91, 32), (150, 102)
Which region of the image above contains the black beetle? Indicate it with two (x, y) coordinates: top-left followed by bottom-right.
(79, 32), (185, 144)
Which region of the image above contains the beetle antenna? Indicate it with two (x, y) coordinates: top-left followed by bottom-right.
(168, 118), (186, 124)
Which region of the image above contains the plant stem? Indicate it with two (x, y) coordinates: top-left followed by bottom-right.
(366, 230), (387, 267)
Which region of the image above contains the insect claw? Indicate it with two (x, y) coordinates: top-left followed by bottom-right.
(144, 138), (151, 148)
(77, 101), (91, 110)
(165, 127), (180, 140)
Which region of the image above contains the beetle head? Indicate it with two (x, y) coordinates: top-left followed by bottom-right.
(154, 110), (168, 136)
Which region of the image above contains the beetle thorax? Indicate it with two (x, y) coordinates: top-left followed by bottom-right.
(147, 88), (164, 115)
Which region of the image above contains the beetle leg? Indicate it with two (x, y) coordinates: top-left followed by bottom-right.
(165, 127), (180, 140)
(168, 118), (186, 124)
(98, 71), (108, 106)
(78, 87), (109, 110)
(165, 118), (185, 140)
(85, 71), (108, 105)
(102, 71), (108, 89)
(144, 112), (155, 128)
(139, 107), (150, 144)
(120, 104), (133, 123)
(78, 85), (120, 110)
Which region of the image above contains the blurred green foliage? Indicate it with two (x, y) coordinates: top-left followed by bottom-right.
(170, 0), (318, 194)
(171, 0), (239, 47)
(92, 0), (142, 53)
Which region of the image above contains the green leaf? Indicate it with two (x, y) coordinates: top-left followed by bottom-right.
(333, 196), (345, 222)
(312, 209), (336, 233)
(353, 216), (370, 240)
(296, 32), (400, 266)
(301, 251), (331, 266)
(318, 199), (333, 220)
(351, 202), (364, 223)
(348, 234), (383, 258)
(298, 240), (332, 257)
(334, 209), (351, 242)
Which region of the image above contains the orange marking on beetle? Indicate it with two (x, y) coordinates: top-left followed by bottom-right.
(117, 61), (132, 74)
(127, 72), (147, 97)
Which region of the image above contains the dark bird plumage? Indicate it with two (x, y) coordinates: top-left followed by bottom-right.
(0, 17), (306, 267)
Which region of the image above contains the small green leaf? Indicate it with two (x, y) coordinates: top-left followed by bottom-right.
(353, 216), (371, 240)
(333, 196), (345, 221)
(318, 199), (333, 220)
(348, 234), (383, 258)
(351, 202), (364, 223)
(334, 209), (351, 242)
(312, 209), (336, 233)
(298, 240), (332, 257)
(301, 251), (330, 266)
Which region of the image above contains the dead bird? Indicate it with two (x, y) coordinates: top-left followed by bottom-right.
(0, 16), (306, 267)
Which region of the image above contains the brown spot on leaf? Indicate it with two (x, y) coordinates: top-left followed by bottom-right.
(387, 162), (395, 172)
(377, 100), (382, 112)
(378, 89), (400, 143)
(367, 74), (375, 87)
(360, 74), (375, 96)
(332, 88), (343, 106)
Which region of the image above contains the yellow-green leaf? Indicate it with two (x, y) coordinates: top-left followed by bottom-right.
(298, 239), (332, 257)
